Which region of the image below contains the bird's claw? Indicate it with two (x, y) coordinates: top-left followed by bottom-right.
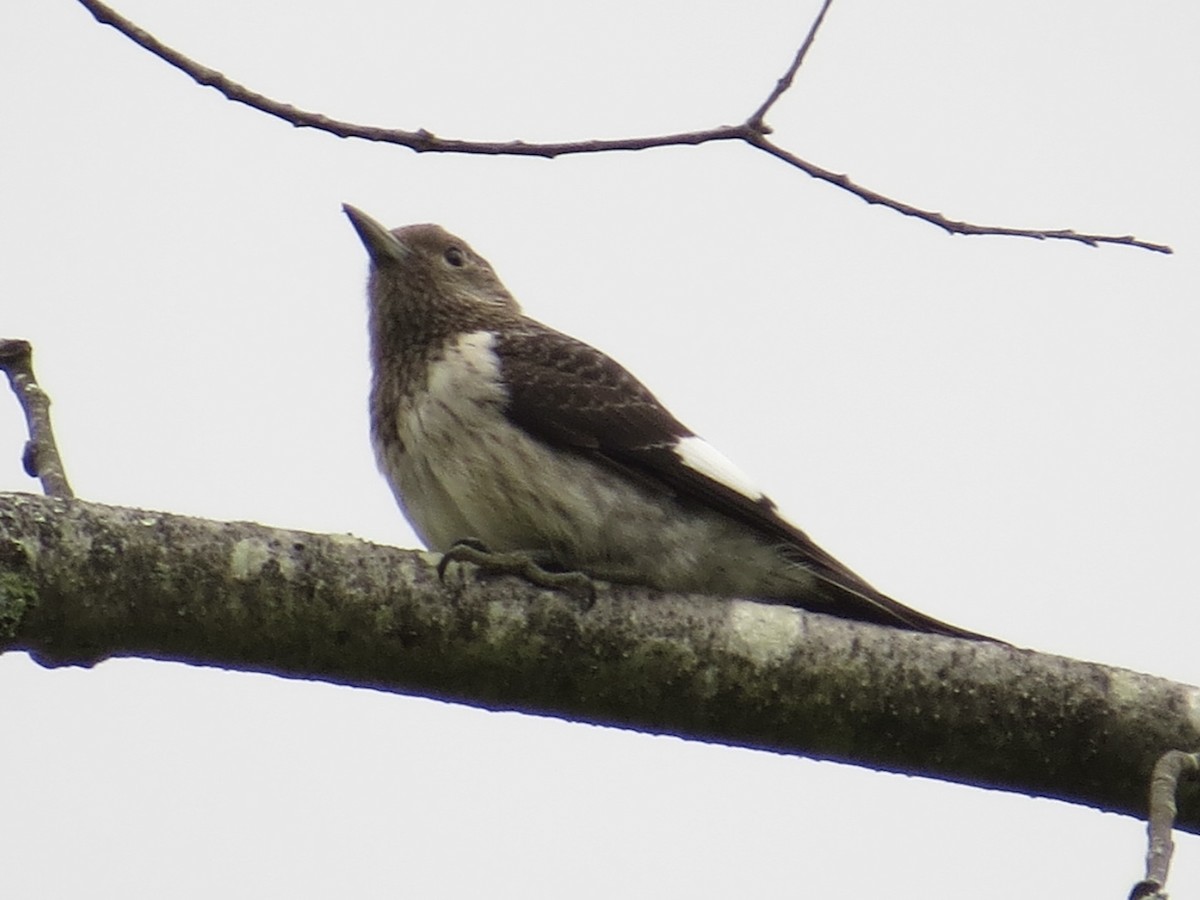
(438, 539), (596, 608)
(436, 537), (491, 581)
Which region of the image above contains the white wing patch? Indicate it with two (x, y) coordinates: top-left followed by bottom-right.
(673, 435), (765, 502)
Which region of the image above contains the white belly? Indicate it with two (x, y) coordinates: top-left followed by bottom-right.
(373, 330), (622, 555)
(371, 330), (804, 597)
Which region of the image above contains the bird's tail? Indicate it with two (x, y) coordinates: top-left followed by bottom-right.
(775, 546), (999, 642)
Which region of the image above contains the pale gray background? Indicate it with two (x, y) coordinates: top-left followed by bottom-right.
(2, 1), (1197, 896)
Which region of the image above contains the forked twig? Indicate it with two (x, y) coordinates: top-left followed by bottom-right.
(73, 0), (1171, 253)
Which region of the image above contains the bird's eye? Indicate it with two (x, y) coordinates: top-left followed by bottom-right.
(444, 247), (465, 267)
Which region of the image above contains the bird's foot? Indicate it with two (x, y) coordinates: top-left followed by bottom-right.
(437, 538), (596, 607)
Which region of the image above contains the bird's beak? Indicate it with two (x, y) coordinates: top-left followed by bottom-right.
(342, 204), (409, 264)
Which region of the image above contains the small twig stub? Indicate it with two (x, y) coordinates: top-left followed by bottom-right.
(1129, 749), (1200, 900)
(0, 339), (75, 499)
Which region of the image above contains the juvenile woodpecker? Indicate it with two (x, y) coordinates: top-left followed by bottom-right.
(344, 204), (990, 640)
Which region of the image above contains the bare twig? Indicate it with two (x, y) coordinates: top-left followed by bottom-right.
(0, 340), (74, 499)
(750, 137), (1175, 254)
(748, 0), (836, 129)
(1129, 750), (1200, 900)
(74, 0), (1172, 254)
(75, 0), (748, 156)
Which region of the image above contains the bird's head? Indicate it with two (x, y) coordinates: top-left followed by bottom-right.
(343, 205), (520, 352)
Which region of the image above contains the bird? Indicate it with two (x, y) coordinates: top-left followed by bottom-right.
(343, 204), (992, 641)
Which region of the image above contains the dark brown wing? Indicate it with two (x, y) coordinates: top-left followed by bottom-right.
(494, 322), (992, 641)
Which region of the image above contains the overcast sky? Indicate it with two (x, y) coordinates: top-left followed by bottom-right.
(2, 1), (1198, 897)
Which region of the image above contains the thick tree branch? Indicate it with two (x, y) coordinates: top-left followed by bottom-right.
(2, 491), (1197, 831)
(73, 0), (1172, 254)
